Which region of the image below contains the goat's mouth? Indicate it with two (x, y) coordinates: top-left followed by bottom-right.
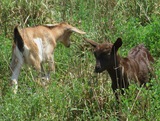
(94, 68), (104, 73)
(66, 44), (70, 48)
(65, 42), (71, 48)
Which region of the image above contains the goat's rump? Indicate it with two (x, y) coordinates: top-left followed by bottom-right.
(128, 44), (154, 63)
(127, 44), (154, 83)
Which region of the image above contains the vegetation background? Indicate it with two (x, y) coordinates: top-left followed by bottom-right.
(0, 0), (160, 120)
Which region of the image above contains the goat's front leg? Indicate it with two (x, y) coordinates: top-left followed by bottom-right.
(49, 55), (55, 73)
(40, 63), (50, 81)
(36, 63), (50, 87)
(46, 55), (55, 80)
(112, 83), (121, 102)
(37, 56), (55, 86)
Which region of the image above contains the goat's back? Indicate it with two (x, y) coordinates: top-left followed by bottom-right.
(128, 44), (154, 84)
(128, 44), (154, 62)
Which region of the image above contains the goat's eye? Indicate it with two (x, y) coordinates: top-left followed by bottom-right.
(107, 53), (110, 56)
(103, 51), (110, 56)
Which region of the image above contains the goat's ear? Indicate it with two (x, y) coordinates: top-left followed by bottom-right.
(114, 38), (122, 48)
(83, 38), (98, 48)
(68, 26), (86, 34)
(111, 38), (122, 53)
(67, 24), (86, 34)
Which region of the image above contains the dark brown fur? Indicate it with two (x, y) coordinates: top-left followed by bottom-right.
(84, 38), (154, 100)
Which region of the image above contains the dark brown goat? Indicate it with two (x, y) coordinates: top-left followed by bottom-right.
(84, 38), (154, 100)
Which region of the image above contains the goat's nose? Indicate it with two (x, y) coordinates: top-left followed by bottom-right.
(66, 44), (70, 48)
(95, 65), (101, 72)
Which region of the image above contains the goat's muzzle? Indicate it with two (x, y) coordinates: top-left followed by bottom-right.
(94, 66), (103, 73)
(66, 44), (70, 48)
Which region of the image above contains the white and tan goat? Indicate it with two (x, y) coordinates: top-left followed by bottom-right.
(10, 22), (85, 93)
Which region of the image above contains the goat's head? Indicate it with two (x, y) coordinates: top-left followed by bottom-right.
(84, 38), (122, 73)
(55, 23), (86, 47)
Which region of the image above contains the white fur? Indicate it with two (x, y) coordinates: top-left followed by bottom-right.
(33, 38), (43, 62)
(11, 46), (23, 80)
(11, 46), (24, 94)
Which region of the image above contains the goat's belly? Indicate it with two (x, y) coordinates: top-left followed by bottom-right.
(23, 45), (42, 67)
(42, 45), (54, 62)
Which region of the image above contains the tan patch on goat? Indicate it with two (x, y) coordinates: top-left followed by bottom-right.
(19, 29), (41, 70)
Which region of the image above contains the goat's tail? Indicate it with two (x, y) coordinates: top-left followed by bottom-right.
(145, 48), (154, 63)
(140, 44), (154, 63)
(14, 26), (24, 52)
(139, 44), (155, 79)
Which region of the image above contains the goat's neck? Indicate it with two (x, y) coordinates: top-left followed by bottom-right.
(107, 55), (128, 90)
(51, 27), (65, 41)
(106, 57), (129, 102)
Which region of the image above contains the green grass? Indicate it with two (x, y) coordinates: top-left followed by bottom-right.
(0, 0), (160, 120)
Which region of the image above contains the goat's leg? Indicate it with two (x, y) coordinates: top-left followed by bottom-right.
(10, 53), (17, 71)
(35, 63), (50, 87)
(33, 62), (48, 87)
(10, 47), (24, 94)
(40, 63), (50, 81)
(10, 59), (23, 94)
(112, 84), (119, 101)
(47, 56), (55, 80)
(49, 55), (55, 73)
(37, 56), (55, 86)
(40, 63), (45, 77)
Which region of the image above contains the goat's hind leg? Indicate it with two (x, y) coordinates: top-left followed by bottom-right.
(10, 54), (23, 94)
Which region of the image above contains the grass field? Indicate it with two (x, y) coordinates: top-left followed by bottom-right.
(0, 0), (160, 120)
